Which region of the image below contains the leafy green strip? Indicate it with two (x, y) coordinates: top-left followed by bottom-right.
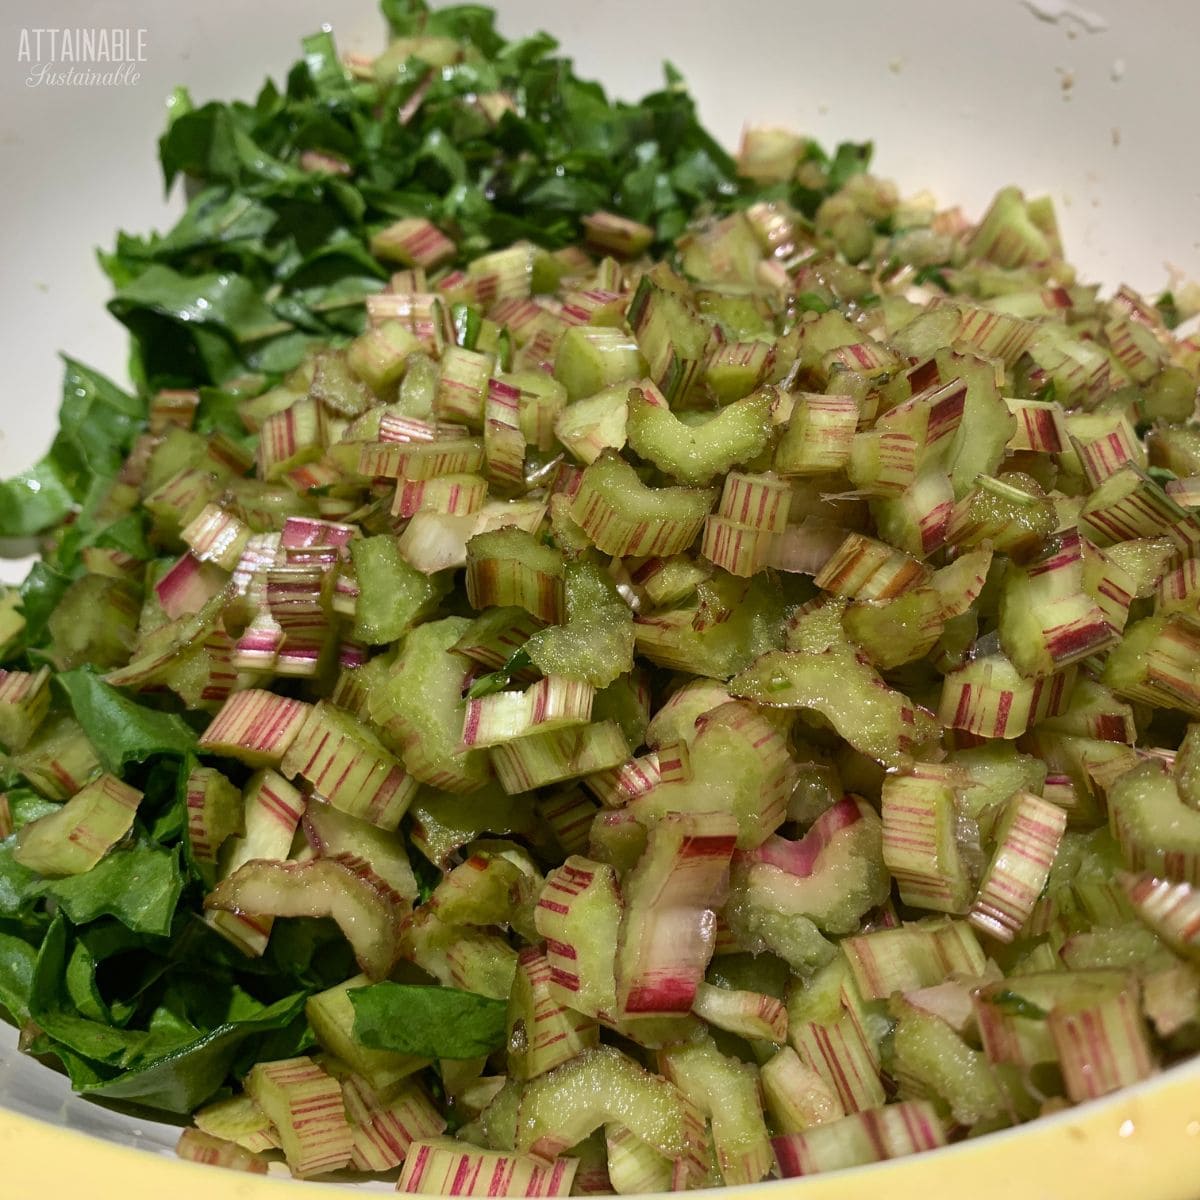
(349, 980), (508, 1058)
(56, 668), (197, 774)
(0, 360), (142, 538)
(21, 917), (313, 1113)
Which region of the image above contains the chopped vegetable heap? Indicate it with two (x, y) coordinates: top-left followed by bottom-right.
(2, 0), (1200, 1192)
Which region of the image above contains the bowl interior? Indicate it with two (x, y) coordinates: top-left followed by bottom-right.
(1, 0), (1199, 1187)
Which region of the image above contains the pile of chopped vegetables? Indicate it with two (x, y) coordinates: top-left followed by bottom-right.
(2, 0), (1200, 1191)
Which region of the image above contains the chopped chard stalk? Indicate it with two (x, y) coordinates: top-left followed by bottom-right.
(772, 1100), (947, 1176)
(199, 689), (311, 768)
(615, 811), (738, 1018)
(206, 857), (403, 979)
(507, 945), (600, 1079)
(204, 769), (305, 956)
(0, 666), (51, 751)
(399, 1138), (579, 1197)
(280, 700), (417, 830)
(175, 1128), (268, 1174)
(336, 1070), (447, 1172)
(13, 773), (141, 877)
(969, 791), (1067, 942)
(514, 1047), (708, 1188)
(534, 856), (623, 1019)
(759, 1045), (845, 1133)
(659, 1035), (773, 1185)
(244, 1056), (352, 1177)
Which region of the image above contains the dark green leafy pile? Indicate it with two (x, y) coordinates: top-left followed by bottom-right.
(101, 0), (831, 397)
(0, 670), (345, 1111)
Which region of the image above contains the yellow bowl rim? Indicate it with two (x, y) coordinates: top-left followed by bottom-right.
(1, 1055), (1198, 1199)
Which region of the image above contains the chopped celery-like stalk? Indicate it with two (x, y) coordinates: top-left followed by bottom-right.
(466, 528), (565, 624)
(731, 645), (941, 768)
(605, 1124), (671, 1194)
(430, 845), (540, 939)
(514, 1047), (707, 1187)
(0, 667), (51, 752)
(776, 394), (859, 476)
(625, 383), (773, 485)
(615, 811), (738, 1017)
(185, 764), (244, 868)
(281, 701), (417, 830)
(192, 1095), (279, 1154)
(13, 773), (141, 877)
(307, 976), (428, 1097)
(891, 1000), (1009, 1125)
(534, 855), (623, 1019)
(206, 857), (403, 980)
(490, 720), (629, 794)
(692, 980), (788, 1043)
(786, 956), (885, 1114)
(1120, 873), (1200, 961)
(369, 617), (493, 794)
(626, 265), (711, 403)
(659, 1035), (773, 1185)
(814, 532), (931, 600)
(729, 796), (889, 934)
(351, 535), (447, 644)
(244, 1056), (352, 1177)
(882, 772), (973, 914)
(48, 575), (139, 669)
(462, 677), (595, 748)
(553, 385), (629, 465)
(525, 561), (634, 688)
(507, 946), (600, 1080)
(939, 653), (1075, 741)
(199, 689), (311, 768)
(635, 570), (785, 680)
(1049, 985), (1156, 1101)
(400, 1138), (579, 1196)
(571, 451), (716, 558)
(204, 769), (304, 957)
(553, 328), (646, 402)
(339, 1071), (448, 1172)
(842, 920), (987, 1000)
(1108, 762), (1200, 884)
(629, 701), (794, 849)
(773, 1101), (947, 1176)
(175, 1128), (268, 1174)
(304, 799), (419, 903)
(760, 1045), (844, 1133)
(970, 791), (1067, 943)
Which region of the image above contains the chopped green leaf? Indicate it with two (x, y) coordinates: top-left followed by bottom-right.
(1155, 291), (1181, 330)
(0, 458), (77, 538)
(796, 291), (832, 313)
(466, 647), (533, 698)
(33, 845), (184, 937)
(0, 932), (38, 1024)
(989, 990), (1049, 1020)
(349, 981), (507, 1058)
(28, 917), (309, 1111)
(56, 668), (197, 773)
(17, 561), (73, 651)
(0, 842), (45, 923)
(79, 990), (308, 1113)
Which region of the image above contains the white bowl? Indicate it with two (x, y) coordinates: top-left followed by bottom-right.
(1, 0), (1199, 1194)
